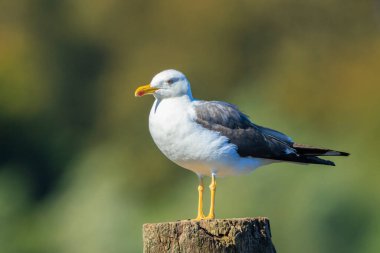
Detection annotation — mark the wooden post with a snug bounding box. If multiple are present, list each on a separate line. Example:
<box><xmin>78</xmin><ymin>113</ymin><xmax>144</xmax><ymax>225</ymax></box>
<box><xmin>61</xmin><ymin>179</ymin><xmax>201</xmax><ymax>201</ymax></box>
<box><xmin>143</xmin><ymin>217</ymin><xmax>276</xmax><ymax>253</ymax></box>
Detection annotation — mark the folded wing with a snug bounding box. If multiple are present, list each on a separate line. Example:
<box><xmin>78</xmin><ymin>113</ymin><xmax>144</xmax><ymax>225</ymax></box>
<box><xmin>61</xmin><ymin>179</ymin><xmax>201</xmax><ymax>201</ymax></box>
<box><xmin>193</xmin><ymin>101</ymin><xmax>348</xmax><ymax>166</ymax></box>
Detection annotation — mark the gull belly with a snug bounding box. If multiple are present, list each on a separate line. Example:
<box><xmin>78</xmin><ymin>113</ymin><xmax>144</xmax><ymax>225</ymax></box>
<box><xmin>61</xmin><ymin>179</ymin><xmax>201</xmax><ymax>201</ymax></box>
<box><xmin>148</xmin><ymin>96</ymin><xmax>272</xmax><ymax>177</ymax></box>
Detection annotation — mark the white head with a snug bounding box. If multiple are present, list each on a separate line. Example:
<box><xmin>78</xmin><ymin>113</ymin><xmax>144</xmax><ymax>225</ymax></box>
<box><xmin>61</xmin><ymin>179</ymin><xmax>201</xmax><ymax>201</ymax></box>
<box><xmin>135</xmin><ymin>69</ymin><xmax>193</xmax><ymax>100</ymax></box>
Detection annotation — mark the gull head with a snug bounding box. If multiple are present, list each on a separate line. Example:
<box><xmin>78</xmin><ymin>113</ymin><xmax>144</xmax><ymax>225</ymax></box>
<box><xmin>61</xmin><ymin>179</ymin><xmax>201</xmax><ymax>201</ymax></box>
<box><xmin>135</xmin><ymin>69</ymin><xmax>192</xmax><ymax>99</ymax></box>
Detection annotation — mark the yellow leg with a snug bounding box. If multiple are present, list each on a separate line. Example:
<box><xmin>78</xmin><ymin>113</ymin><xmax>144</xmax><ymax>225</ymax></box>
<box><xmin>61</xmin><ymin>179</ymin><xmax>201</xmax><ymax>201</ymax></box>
<box><xmin>205</xmin><ymin>173</ymin><xmax>216</xmax><ymax>219</ymax></box>
<box><xmin>192</xmin><ymin>176</ymin><xmax>206</xmax><ymax>221</ymax></box>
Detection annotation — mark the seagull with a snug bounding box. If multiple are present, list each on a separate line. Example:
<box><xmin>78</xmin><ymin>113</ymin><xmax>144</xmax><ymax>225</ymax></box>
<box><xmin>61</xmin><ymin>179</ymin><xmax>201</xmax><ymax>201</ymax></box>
<box><xmin>135</xmin><ymin>69</ymin><xmax>349</xmax><ymax>220</ymax></box>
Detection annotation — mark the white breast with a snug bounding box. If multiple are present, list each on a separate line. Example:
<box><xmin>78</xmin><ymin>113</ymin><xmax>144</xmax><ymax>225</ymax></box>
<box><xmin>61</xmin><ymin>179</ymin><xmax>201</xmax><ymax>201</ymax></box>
<box><xmin>148</xmin><ymin>96</ymin><xmax>272</xmax><ymax>176</ymax></box>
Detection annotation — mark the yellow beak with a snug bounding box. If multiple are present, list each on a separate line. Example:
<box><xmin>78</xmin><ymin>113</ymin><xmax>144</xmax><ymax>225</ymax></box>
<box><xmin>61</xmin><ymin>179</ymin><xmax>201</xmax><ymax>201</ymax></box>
<box><xmin>134</xmin><ymin>84</ymin><xmax>159</xmax><ymax>97</ymax></box>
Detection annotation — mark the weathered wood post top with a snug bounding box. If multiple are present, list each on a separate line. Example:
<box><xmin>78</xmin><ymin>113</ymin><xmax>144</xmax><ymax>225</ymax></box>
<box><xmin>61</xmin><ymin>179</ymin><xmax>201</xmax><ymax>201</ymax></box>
<box><xmin>143</xmin><ymin>217</ymin><xmax>276</xmax><ymax>253</ymax></box>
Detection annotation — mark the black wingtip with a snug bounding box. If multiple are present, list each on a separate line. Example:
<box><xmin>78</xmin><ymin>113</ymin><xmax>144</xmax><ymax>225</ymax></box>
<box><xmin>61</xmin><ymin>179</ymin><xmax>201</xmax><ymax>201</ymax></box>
<box><xmin>322</xmin><ymin>158</ymin><xmax>335</xmax><ymax>166</ymax></box>
<box><xmin>301</xmin><ymin>156</ymin><xmax>336</xmax><ymax>166</ymax></box>
<box><xmin>327</xmin><ymin>151</ymin><xmax>350</xmax><ymax>156</ymax></box>
<box><xmin>292</xmin><ymin>143</ymin><xmax>350</xmax><ymax>157</ymax></box>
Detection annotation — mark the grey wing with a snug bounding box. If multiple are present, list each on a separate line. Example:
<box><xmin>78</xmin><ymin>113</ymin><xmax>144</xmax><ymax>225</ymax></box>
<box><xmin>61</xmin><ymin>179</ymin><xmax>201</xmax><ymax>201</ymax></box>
<box><xmin>193</xmin><ymin>100</ymin><xmax>335</xmax><ymax>165</ymax></box>
<box><xmin>258</xmin><ymin>126</ymin><xmax>293</xmax><ymax>145</ymax></box>
<box><xmin>192</xmin><ymin>101</ymin><xmax>295</xmax><ymax>157</ymax></box>
<box><xmin>192</xmin><ymin>101</ymin><xmax>253</xmax><ymax>129</ymax></box>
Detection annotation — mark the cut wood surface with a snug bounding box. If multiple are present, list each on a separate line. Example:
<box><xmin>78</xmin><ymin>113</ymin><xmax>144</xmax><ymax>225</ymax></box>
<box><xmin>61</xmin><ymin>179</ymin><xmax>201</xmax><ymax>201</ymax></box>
<box><xmin>143</xmin><ymin>217</ymin><xmax>276</xmax><ymax>253</ymax></box>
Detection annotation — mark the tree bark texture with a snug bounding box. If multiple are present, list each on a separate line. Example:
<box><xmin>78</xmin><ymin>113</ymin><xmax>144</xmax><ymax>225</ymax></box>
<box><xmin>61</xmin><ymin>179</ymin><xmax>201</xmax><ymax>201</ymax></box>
<box><xmin>143</xmin><ymin>217</ymin><xmax>276</xmax><ymax>253</ymax></box>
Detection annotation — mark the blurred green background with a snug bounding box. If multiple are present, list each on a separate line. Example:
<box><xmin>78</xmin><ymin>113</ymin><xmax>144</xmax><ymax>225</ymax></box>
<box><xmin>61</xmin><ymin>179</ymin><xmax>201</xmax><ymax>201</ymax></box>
<box><xmin>1</xmin><ymin>0</ymin><xmax>379</xmax><ymax>252</ymax></box>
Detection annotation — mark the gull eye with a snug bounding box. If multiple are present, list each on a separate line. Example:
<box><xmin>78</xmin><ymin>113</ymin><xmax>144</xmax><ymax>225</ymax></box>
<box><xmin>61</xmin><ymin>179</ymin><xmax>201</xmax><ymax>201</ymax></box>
<box><xmin>167</xmin><ymin>77</ymin><xmax>178</xmax><ymax>85</ymax></box>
